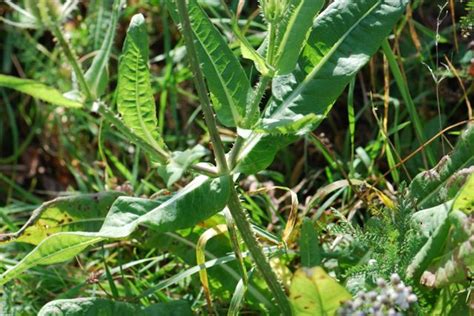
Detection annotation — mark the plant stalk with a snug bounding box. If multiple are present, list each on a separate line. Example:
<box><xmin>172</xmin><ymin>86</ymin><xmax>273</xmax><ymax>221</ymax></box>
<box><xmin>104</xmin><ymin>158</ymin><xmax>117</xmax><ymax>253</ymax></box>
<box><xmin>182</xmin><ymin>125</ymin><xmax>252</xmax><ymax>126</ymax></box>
<box><xmin>176</xmin><ymin>0</ymin><xmax>291</xmax><ymax>313</ymax></box>
<box><xmin>226</xmin><ymin>187</ymin><xmax>291</xmax><ymax>314</ymax></box>
<box><xmin>175</xmin><ymin>0</ymin><xmax>228</xmax><ymax>174</ymax></box>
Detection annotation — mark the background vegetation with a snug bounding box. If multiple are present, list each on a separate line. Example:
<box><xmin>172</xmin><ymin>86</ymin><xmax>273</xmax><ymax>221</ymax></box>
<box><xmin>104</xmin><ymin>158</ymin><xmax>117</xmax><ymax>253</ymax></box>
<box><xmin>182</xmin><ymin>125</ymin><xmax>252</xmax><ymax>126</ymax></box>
<box><xmin>0</xmin><ymin>0</ymin><xmax>473</xmax><ymax>315</ymax></box>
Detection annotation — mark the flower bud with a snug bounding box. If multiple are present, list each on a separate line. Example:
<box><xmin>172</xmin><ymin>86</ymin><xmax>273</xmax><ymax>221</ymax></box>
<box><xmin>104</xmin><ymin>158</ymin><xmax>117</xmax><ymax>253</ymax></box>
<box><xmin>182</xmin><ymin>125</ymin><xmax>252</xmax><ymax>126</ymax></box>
<box><xmin>38</xmin><ymin>0</ymin><xmax>62</xmax><ymax>27</ymax></box>
<box><xmin>259</xmin><ymin>0</ymin><xmax>288</xmax><ymax>23</ymax></box>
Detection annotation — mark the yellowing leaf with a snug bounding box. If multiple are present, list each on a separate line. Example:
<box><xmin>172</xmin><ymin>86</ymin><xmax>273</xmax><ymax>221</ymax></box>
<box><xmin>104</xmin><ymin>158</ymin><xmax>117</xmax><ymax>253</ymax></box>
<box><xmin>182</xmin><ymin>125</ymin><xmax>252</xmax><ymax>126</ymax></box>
<box><xmin>290</xmin><ymin>267</ymin><xmax>351</xmax><ymax>315</ymax></box>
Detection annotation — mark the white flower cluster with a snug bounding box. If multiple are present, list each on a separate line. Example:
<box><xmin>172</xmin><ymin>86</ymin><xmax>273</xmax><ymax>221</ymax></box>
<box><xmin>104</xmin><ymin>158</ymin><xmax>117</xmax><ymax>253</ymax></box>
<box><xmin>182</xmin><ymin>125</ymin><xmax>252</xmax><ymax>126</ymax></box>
<box><xmin>338</xmin><ymin>274</ymin><xmax>418</xmax><ymax>316</ymax></box>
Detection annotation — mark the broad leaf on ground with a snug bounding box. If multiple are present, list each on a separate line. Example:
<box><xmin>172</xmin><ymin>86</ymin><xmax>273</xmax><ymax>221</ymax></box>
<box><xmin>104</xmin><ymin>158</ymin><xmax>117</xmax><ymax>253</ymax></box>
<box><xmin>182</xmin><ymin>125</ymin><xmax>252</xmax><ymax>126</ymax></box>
<box><xmin>38</xmin><ymin>297</ymin><xmax>192</xmax><ymax>316</ymax></box>
<box><xmin>0</xmin><ymin>192</ymin><xmax>122</xmax><ymax>245</ymax></box>
<box><xmin>0</xmin><ymin>175</ymin><xmax>230</xmax><ymax>285</ymax></box>
<box><xmin>408</xmin><ymin>173</ymin><xmax>474</xmax><ymax>282</ymax></box>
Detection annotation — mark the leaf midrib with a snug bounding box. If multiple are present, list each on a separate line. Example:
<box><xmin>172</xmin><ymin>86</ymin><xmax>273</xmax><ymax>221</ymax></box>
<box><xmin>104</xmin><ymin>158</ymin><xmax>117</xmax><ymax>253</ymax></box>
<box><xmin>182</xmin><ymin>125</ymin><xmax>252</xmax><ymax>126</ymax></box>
<box><xmin>268</xmin><ymin>0</ymin><xmax>382</xmax><ymax>120</ymax></box>
<box><xmin>190</xmin><ymin>4</ymin><xmax>243</xmax><ymax>125</ymax></box>
<box><xmin>131</xmin><ymin>44</ymin><xmax>161</xmax><ymax>149</ymax></box>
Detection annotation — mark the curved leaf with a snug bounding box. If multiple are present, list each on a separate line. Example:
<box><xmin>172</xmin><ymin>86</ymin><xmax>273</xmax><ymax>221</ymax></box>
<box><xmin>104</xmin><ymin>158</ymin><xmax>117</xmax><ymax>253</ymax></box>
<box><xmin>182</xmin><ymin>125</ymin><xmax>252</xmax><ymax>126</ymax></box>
<box><xmin>84</xmin><ymin>0</ymin><xmax>123</xmax><ymax>98</ymax></box>
<box><xmin>168</xmin><ymin>0</ymin><xmax>253</xmax><ymax>127</ymax></box>
<box><xmin>409</xmin><ymin>125</ymin><xmax>474</xmax><ymax>209</ymax></box>
<box><xmin>117</xmin><ymin>14</ymin><xmax>164</xmax><ymax>149</ymax></box>
<box><xmin>275</xmin><ymin>0</ymin><xmax>324</xmax><ymax>75</ymax></box>
<box><xmin>38</xmin><ymin>297</ymin><xmax>192</xmax><ymax>316</ymax></box>
<box><xmin>236</xmin><ymin>0</ymin><xmax>408</xmax><ymax>174</ymax></box>
<box><xmin>0</xmin><ymin>74</ymin><xmax>82</xmax><ymax>108</ymax></box>
<box><xmin>157</xmin><ymin>144</ymin><xmax>208</xmax><ymax>187</ymax></box>
<box><xmin>407</xmin><ymin>174</ymin><xmax>474</xmax><ymax>280</ymax></box>
<box><xmin>0</xmin><ymin>175</ymin><xmax>230</xmax><ymax>285</ymax></box>
<box><xmin>234</xmin><ymin>133</ymin><xmax>296</xmax><ymax>174</ymax></box>
<box><xmin>0</xmin><ymin>192</ymin><xmax>122</xmax><ymax>245</ymax></box>
<box><xmin>262</xmin><ymin>0</ymin><xmax>408</xmax><ymax>131</ymax></box>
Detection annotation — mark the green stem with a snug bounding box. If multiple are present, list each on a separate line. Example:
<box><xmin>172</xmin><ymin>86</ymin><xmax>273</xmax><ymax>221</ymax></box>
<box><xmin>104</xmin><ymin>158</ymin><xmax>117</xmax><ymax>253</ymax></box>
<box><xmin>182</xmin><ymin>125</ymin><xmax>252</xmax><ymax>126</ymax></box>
<box><xmin>226</xmin><ymin>187</ymin><xmax>291</xmax><ymax>315</ymax></box>
<box><xmin>243</xmin><ymin>75</ymin><xmax>271</xmax><ymax>127</ymax></box>
<box><xmin>176</xmin><ymin>0</ymin><xmax>228</xmax><ymax>173</ymax></box>
<box><xmin>267</xmin><ymin>22</ymin><xmax>277</xmax><ymax>65</ymax></box>
<box><xmin>233</xmin><ymin>75</ymin><xmax>271</xmax><ymax>169</ymax></box>
<box><xmin>176</xmin><ymin>1</ymin><xmax>290</xmax><ymax>313</ymax></box>
<box><xmin>228</xmin><ymin>136</ymin><xmax>245</xmax><ymax>170</ymax></box>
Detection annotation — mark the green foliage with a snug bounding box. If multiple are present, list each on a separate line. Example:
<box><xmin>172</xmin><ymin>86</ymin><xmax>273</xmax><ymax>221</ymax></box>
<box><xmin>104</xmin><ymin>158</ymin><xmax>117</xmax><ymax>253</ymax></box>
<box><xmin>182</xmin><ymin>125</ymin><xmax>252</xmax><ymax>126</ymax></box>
<box><xmin>0</xmin><ymin>74</ymin><xmax>82</xmax><ymax>108</ymax></box>
<box><xmin>261</xmin><ymin>0</ymin><xmax>409</xmax><ymax>132</ymax></box>
<box><xmin>299</xmin><ymin>219</ymin><xmax>321</xmax><ymax>268</ymax></box>
<box><xmin>235</xmin><ymin>0</ymin><xmax>409</xmax><ymax>175</ymax></box>
<box><xmin>168</xmin><ymin>0</ymin><xmax>253</xmax><ymax>128</ymax></box>
<box><xmin>38</xmin><ymin>297</ymin><xmax>192</xmax><ymax>316</ymax></box>
<box><xmin>290</xmin><ymin>267</ymin><xmax>351</xmax><ymax>315</ymax></box>
<box><xmin>84</xmin><ymin>0</ymin><xmax>123</xmax><ymax>98</ymax></box>
<box><xmin>409</xmin><ymin>125</ymin><xmax>474</xmax><ymax>209</ymax></box>
<box><xmin>0</xmin><ymin>192</ymin><xmax>122</xmax><ymax>245</ymax></box>
<box><xmin>157</xmin><ymin>144</ymin><xmax>208</xmax><ymax>187</ymax></box>
<box><xmin>408</xmin><ymin>174</ymin><xmax>474</xmax><ymax>282</ymax></box>
<box><xmin>274</xmin><ymin>0</ymin><xmax>324</xmax><ymax>75</ymax></box>
<box><xmin>4</xmin><ymin>0</ymin><xmax>461</xmax><ymax>313</ymax></box>
<box><xmin>235</xmin><ymin>134</ymin><xmax>296</xmax><ymax>174</ymax></box>
<box><xmin>0</xmin><ymin>176</ymin><xmax>230</xmax><ymax>285</ymax></box>
<box><xmin>339</xmin><ymin>189</ymin><xmax>423</xmax><ymax>288</ymax></box>
<box><xmin>117</xmin><ymin>14</ymin><xmax>165</xmax><ymax>149</ymax></box>
<box><xmin>460</xmin><ymin>0</ymin><xmax>474</xmax><ymax>36</ymax></box>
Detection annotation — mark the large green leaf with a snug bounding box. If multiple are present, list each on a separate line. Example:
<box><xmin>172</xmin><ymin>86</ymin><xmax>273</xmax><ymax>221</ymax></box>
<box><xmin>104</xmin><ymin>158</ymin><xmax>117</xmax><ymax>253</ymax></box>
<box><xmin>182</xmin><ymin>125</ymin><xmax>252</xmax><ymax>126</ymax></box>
<box><xmin>117</xmin><ymin>14</ymin><xmax>164</xmax><ymax>149</ymax></box>
<box><xmin>235</xmin><ymin>0</ymin><xmax>408</xmax><ymax>174</ymax></box>
<box><xmin>409</xmin><ymin>125</ymin><xmax>474</xmax><ymax>209</ymax></box>
<box><xmin>38</xmin><ymin>297</ymin><xmax>192</xmax><ymax>316</ymax></box>
<box><xmin>168</xmin><ymin>0</ymin><xmax>253</xmax><ymax>127</ymax></box>
<box><xmin>0</xmin><ymin>74</ymin><xmax>82</xmax><ymax>108</ymax></box>
<box><xmin>0</xmin><ymin>175</ymin><xmax>230</xmax><ymax>285</ymax></box>
<box><xmin>0</xmin><ymin>192</ymin><xmax>121</xmax><ymax>245</ymax></box>
<box><xmin>407</xmin><ymin>174</ymin><xmax>474</xmax><ymax>280</ymax></box>
<box><xmin>274</xmin><ymin>0</ymin><xmax>324</xmax><ymax>75</ymax></box>
<box><xmin>262</xmin><ymin>0</ymin><xmax>408</xmax><ymax>132</ymax></box>
<box><xmin>84</xmin><ymin>0</ymin><xmax>123</xmax><ymax>98</ymax></box>
<box><xmin>289</xmin><ymin>267</ymin><xmax>351</xmax><ymax>315</ymax></box>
